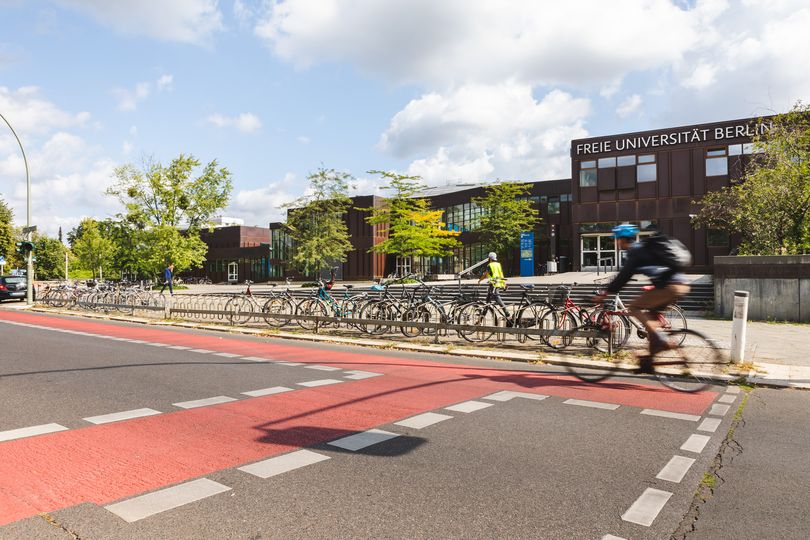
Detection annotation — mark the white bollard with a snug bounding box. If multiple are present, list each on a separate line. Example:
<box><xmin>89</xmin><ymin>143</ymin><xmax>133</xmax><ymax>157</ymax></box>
<box><xmin>730</xmin><ymin>290</ymin><xmax>749</xmax><ymax>363</ymax></box>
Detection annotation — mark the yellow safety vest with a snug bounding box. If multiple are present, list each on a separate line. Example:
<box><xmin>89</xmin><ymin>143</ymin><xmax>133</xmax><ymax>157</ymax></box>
<box><xmin>487</xmin><ymin>261</ymin><xmax>506</xmax><ymax>289</ymax></box>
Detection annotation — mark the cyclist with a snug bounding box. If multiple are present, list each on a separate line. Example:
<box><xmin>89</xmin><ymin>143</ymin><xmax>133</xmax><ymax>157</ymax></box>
<box><xmin>478</xmin><ymin>252</ymin><xmax>507</xmax><ymax>310</ymax></box>
<box><xmin>593</xmin><ymin>224</ymin><xmax>691</xmax><ymax>373</ymax></box>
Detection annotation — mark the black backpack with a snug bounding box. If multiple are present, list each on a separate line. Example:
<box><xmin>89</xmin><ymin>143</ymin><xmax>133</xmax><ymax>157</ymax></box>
<box><xmin>643</xmin><ymin>234</ymin><xmax>692</xmax><ymax>271</ymax></box>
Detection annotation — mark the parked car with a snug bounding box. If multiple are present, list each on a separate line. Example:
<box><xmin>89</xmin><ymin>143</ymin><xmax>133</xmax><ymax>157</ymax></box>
<box><xmin>0</xmin><ymin>276</ymin><xmax>35</xmax><ymax>302</ymax></box>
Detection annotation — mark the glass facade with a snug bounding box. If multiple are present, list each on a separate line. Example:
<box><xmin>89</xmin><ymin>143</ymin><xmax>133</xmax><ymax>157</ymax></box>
<box><xmin>442</xmin><ymin>202</ymin><xmax>485</xmax><ymax>232</ymax></box>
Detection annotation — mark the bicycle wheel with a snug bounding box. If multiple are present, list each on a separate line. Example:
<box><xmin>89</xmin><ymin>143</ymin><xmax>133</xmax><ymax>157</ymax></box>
<box><xmin>295</xmin><ymin>298</ymin><xmax>328</xmax><ymax>331</ymax></box>
<box><xmin>515</xmin><ymin>302</ymin><xmax>551</xmax><ymax>343</ymax></box>
<box><xmin>225</xmin><ymin>296</ymin><xmax>254</xmax><ymax>325</ymax></box>
<box><xmin>457</xmin><ymin>303</ymin><xmax>499</xmax><ymax>343</ymax></box>
<box><xmin>401</xmin><ymin>305</ymin><xmax>429</xmax><ymax>337</ymax></box>
<box><xmin>654</xmin><ymin>329</ymin><xmax>727</xmax><ymax>392</ymax></box>
<box><xmin>586</xmin><ymin>310</ymin><xmax>631</xmax><ymax>353</ymax></box>
<box><xmin>263</xmin><ymin>297</ymin><xmax>293</xmax><ymax>328</ymax></box>
<box><xmin>540</xmin><ymin>309</ymin><xmax>576</xmax><ymax>350</ymax></box>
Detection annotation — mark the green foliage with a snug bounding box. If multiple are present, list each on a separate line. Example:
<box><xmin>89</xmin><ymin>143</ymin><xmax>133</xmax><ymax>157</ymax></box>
<box><xmin>71</xmin><ymin>218</ymin><xmax>116</xmax><ymax>278</ymax></box>
<box><xmin>0</xmin><ymin>196</ymin><xmax>16</xmax><ymax>268</ymax></box>
<box><xmin>693</xmin><ymin>102</ymin><xmax>810</xmax><ymax>255</ymax></box>
<box><xmin>106</xmin><ymin>154</ymin><xmax>232</xmax><ymax>277</ymax></box>
<box><xmin>472</xmin><ymin>181</ymin><xmax>540</xmax><ymax>272</ymax></box>
<box><xmin>363</xmin><ymin>170</ymin><xmax>460</xmax><ymax>262</ymax></box>
<box><xmin>31</xmin><ymin>234</ymin><xmax>68</xmax><ymax>280</ymax></box>
<box><xmin>284</xmin><ymin>167</ymin><xmax>354</xmax><ymax>276</ymax></box>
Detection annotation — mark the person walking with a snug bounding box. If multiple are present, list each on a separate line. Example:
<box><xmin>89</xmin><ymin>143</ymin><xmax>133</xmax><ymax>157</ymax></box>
<box><xmin>160</xmin><ymin>263</ymin><xmax>175</xmax><ymax>296</ymax></box>
<box><xmin>478</xmin><ymin>252</ymin><xmax>507</xmax><ymax>310</ymax></box>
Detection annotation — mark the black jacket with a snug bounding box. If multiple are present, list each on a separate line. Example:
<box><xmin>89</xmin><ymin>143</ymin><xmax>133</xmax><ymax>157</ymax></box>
<box><xmin>606</xmin><ymin>236</ymin><xmax>680</xmax><ymax>294</ymax></box>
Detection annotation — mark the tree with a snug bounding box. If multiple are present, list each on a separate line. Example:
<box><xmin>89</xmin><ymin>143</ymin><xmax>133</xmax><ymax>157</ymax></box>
<box><xmin>693</xmin><ymin>102</ymin><xmax>810</xmax><ymax>255</ymax></box>
<box><xmin>31</xmin><ymin>234</ymin><xmax>68</xmax><ymax>280</ymax></box>
<box><xmin>284</xmin><ymin>167</ymin><xmax>354</xmax><ymax>277</ymax></box>
<box><xmin>472</xmin><ymin>181</ymin><xmax>540</xmax><ymax>273</ymax></box>
<box><xmin>363</xmin><ymin>170</ymin><xmax>460</xmax><ymax>274</ymax></box>
<box><xmin>71</xmin><ymin>218</ymin><xmax>116</xmax><ymax>278</ymax></box>
<box><xmin>0</xmin><ymin>196</ymin><xmax>16</xmax><ymax>268</ymax></box>
<box><xmin>106</xmin><ymin>154</ymin><xmax>233</xmax><ymax>277</ymax></box>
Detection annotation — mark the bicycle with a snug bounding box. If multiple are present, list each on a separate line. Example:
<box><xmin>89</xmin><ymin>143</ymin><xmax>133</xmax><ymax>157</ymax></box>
<box><xmin>564</xmin><ymin>326</ymin><xmax>727</xmax><ymax>392</ymax></box>
<box><xmin>539</xmin><ymin>284</ymin><xmax>627</xmax><ymax>352</ymax></box>
<box><xmin>224</xmin><ymin>280</ymin><xmax>269</xmax><ymax>325</ymax></box>
<box><xmin>458</xmin><ymin>284</ymin><xmax>553</xmax><ymax>343</ymax></box>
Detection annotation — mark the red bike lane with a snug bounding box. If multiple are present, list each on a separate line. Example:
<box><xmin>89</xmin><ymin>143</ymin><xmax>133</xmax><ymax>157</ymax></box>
<box><xmin>0</xmin><ymin>311</ymin><xmax>717</xmax><ymax>525</ymax></box>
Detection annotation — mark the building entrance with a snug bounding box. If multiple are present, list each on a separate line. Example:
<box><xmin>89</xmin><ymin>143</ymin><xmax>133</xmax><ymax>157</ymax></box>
<box><xmin>580</xmin><ymin>232</ymin><xmax>652</xmax><ymax>271</ymax></box>
<box><xmin>227</xmin><ymin>261</ymin><xmax>238</xmax><ymax>283</ymax></box>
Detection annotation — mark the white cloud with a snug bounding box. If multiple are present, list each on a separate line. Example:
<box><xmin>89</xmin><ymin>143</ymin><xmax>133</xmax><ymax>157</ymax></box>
<box><xmin>380</xmin><ymin>84</ymin><xmax>589</xmax><ymax>185</ymax></box>
<box><xmin>113</xmin><ymin>81</ymin><xmax>150</xmax><ymax>111</ymax></box>
<box><xmin>296</xmin><ymin>135</ymin><xmax>310</xmax><ymax>144</ymax></box>
<box><xmin>55</xmin><ymin>0</ymin><xmax>224</xmax><ymax>45</ymax></box>
<box><xmin>206</xmin><ymin>112</ymin><xmax>263</xmax><ymax>133</ymax></box>
<box><xmin>227</xmin><ymin>173</ymin><xmax>300</xmax><ymax>225</ymax></box>
<box><xmin>0</xmin><ymin>86</ymin><xmax>90</xmax><ymax>136</ymax></box>
<box><xmin>156</xmin><ymin>74</ymin><xmax>173</xmax><ymax>91</ymax></box>
<box><xmin>616</xmin><ymin>94</ymin><xmax>642</xmax><ymax>118</ymax></box>
<box><xmin>255</xmin><ymin>0</ymin><xmax>698</xmax><ymax>87</ymax></box>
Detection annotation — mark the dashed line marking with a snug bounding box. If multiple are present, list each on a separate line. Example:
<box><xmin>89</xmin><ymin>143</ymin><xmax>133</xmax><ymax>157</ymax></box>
<box><xmin>709</xmin><ymin>404</ymin><xmax>731</xmax><ymax>416</ymax></box>
<box><xmin>0</xmin><ymin>423</ymin><xmax>68</xmax><ymax>442</ymax></box>
<box><xmin>276</xmin><ymin>361</ymin><xmax>304</xmax><ymax>366</ymax></box>
<box><xmin>697</xmin><ymin>417</ymin><xmax>722</xmax><ymax>433</ymax></box>
<box><xmin>83</xmin><ymin>408</ymin><xmax>162</xmax><ymax>425</ymax></box>
<box><xmin>621</xmin><ymin>488</ymin><xmax>672</xmax><ymax>526</ymax></box>
<box><xmin>238</xmin><ymin>449</ymin><xmax>330</xmax><ymax>478</ymax></box>
<box><xmin>725</xmin><ymin>386</ymin><xmax>741</xmax><ymax>394</ymax></box>
<box><xmin>173</xmin><ymin>396</ymin><xmax>238</xmax><ymax>409</ymax></box>
<box><xmin>188</xmin><ymin>349</ymin><xmax>214</xmax><ymax>354</ymax></box>
<box><xmin>304</xmin><ymin>365</ymin><xmax>342</xmax><ymax>371</ymax></box>
<box><xmin>213</xmin><ymin>352</ymin><xmax>242</xmax><ymax>358</ymax></box>
<box><xmin>481</xmin><ymin>391</ymin><xmax>548</xmax><ymax>402</ymax></box>
<box><xmin>563</xmin><ymin>399</ymin><xmax>620</xmax><ymax>410</ymax></box>
<box><xmin>297</xmin><ymin>379</ymin><xmax>344</xmax><ymax>388</ymax></box>
<box><xmin>241</xmin><ymin>356</ymin><xmax>272</xmax><ymax>362</ymax></box>
<box><xmin>146</xmin><ymin>342</ymin><xmax>169</xmax><ymax>347</ymax></box>
<box><xmin>167</xmin><ymin>345</ymin><xmax>191</xmax><ymax>350</ymax></box>
<box><xmin>327</xmin><ymin>429</ymin><xmax>399</xmax><ymax>451</ymax></box>
<box><xmin>640</xmin><ymin>409</ymin><xmax>700</xmax><ymax>422</ymax></box>
<box><xmin>656</xmin><ymin>455</ymin><xmax>696</xmax><ymax>483</ymax></box>
<box><xmin>105</xmin><ymin>478</ymin><xmax>231</xmax><ymax>523</ymax></box>
<box><xmin>395</xmin><ymin>412</ymin><xmax>454</xmax><ymax>429</ymax></box>
<box><xmin>343</xmin><ymin>370</ymin><xmax>383</xmax><ymax>380</ymax></box>
<box><xmin>717</xmin><ymin>394</ymin><xmax>736</xmax><ymax>404</ymax></box>
<box><xmin>241</xmin><ymin>386</ymin><xmax>294</xmax><ymax>398</ymax></box>
<box><xmin>602</xmin><ymin>535</ymin><xmax>628</xmax><ymax>540</ymax></box>
<box><xmin>680</xmin><ymin>434</ymin><xmax>711</xmax><ymax>453</ymax></box>
<box><xmin>444</xmin><ymin>400</ymin><xmax>493</xmax><ymax>413</ymax></box>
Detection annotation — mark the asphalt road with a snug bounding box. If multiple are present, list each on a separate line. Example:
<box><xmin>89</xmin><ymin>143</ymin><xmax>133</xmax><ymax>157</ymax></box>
<box><xmin>0</xmin><ymin>309</ymin><xmax>797</xmax><ymax>540</ymax></box>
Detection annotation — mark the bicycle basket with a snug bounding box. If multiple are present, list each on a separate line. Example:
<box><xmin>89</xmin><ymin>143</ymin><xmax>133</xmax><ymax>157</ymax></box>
<box><xmin>548</xmin><ymin>285</ymin><xmax>571</xmax><ymax>306</ymax></box>
<box><xmin>324</xmin><ymin>282</ymin><xmax>333</xmax><ymax>290</ymax></box>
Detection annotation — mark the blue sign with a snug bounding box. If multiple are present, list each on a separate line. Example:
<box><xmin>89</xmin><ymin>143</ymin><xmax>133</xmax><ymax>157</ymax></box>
<box><xmin>519</xmin><ymin>231</ymin><xmax>534</xmax><ymax>277</ymax></box>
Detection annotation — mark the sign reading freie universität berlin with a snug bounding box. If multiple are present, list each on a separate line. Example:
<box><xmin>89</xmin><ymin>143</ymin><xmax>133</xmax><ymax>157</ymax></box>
<box><xmin>519</xmin><ymin>232</ymin><xmax>534</xmax><ymax>277</ymax></box>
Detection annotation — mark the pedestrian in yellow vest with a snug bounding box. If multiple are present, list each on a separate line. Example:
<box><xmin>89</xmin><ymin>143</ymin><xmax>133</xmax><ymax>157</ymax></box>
<box><xmin>478</xmin><ymin>252</ymin><xmax>507</xmax><ymax>309</ymax></box>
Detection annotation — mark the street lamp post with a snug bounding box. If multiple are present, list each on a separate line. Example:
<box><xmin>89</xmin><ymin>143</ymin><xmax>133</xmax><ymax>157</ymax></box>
<box><xmin>0</xmin><ymin>111</ymin><xmax>34</xmax><ymax>305</ymax></box>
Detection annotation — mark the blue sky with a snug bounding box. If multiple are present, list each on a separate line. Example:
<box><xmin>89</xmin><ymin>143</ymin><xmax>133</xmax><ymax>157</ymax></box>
<box><xmin>1</xmin><ymin>0</ymin><xmax>808</xmax><ymax>235</ymax></box>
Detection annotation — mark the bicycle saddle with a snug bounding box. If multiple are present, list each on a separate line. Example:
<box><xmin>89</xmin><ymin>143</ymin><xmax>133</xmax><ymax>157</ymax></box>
<box><xmin>345</xmin><ymin>284</ymin><xmax>354</xmax><ymax>289</ymax></box>
<box><xmin>642</xmin><ymin>285</ymin><xmax>655</xmax><ymax>291</ymax></box>
<box><xmin>520</xmin><ymin>284</ymin><xmax>535</xmax><ymax>290</ymax></box>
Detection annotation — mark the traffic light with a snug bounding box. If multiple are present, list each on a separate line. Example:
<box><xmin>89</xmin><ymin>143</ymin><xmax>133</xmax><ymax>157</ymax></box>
<box><xmin>15</xmin><ymin>241</ymin><xmax>34</xmax><ymax>254</ymax></box>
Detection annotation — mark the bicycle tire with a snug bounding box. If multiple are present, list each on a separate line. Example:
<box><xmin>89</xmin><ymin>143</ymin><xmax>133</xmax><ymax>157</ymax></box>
<box><xmin>401</xmin><ymin>305</ymin><xmax>429</xmax><ymax>337</ymax></box>
<box><xmin>515</xmin><ymin>302</ymin><xmax>551</xmax><ymax>342</ymax></box>
<box><xmin>586</xmin><ymin>310</ymin><xmax>631</xmax><ymax>353</ymax></box>
<box><xmin>540</xmin><ymin>309</ymin><xmax>576</xmax><ymax>350</ymax></box>
<box><xmin>225</xmin><ymin>296</ymin><xmax>254</xmax><ymax>325</ymax></box>
<box><xmin>295</xmin><ymin>298</ymin><xmax>328</xmax><ymax>331</ymax></box>
<box><xmin>654</xmin><ymin>329</ymin><xmax>727</xmax><ymax>393</ymax></box>
<box><xmin>263</xmin><ymin>297</ymin><xmax>293</xmax><ymax>328</ymax></box>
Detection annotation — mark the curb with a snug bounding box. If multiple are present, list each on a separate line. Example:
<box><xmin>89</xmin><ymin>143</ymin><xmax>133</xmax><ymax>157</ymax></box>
<box><xmin>22</xmin><ymin>306</ymin><xmax>801</xmax><ymax>389</ymax></box>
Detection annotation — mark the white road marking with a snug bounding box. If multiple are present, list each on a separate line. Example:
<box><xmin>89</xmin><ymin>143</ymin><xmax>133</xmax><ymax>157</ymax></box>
<box><xmin>640</xmin><ymin>409</ymin><xmax>700</xmax><ymax>422</ymax></box>
<box><xmin>304</xmin><ymin>364</ymin><xmax>342</xmax><ymax>371</ymax></box>
<box><xmin>105</xmin><ymin>478</ymin><xmax>231</xmax><ymax>523</ymax></box>
<box><xmin>238</xmin><ymin>449</ymin><xmax>330</xmax><ymax>478</ymax></box>
<box><xmin>0</xmin><ymin>423</ymin><xmax>68</xmax><ymax>442</ymax></box>
<box><xmin>128</xmin><ymin>340</ymin><xmax>147</xmax><ymax>344</ymax></box>
<box><xmin>481</xmin><ymin>391</ymin><xmax>548</xmax><ymax>402</ymax></box>
<box><xmin>276</xmin><ymin>361</ymin><xmax>304</xmax><ymax>366</ymax></box>
<box><xmin>167</xmin><ymin>345</ymin><xmax>191</xmax><ymax>350</ymax></box>
<box><xmin>725</xmin><ymin>386</ymin><xmax>741</xmax><ymax>394</ymax></box>
<box><xmin>343</xmin><ymin>370</ymin><xmax>383</xmax><ymax>380</ymax></box>
<box><xmin>656</xmin><ymin>455</ymin><xmax>696</xmax><ymax>483</ymax></box>
<box><xmin>709</xmin><ymin>404</ymin><xmax>731</xmax><ymax>416</ymax></box>
<box><xmin>173</xmin><ymin>396</ymin><xmax>238</xmax><ymax>409</ymax></box>
<box><xmin>241</xmin><ymin>386</ymin><xmax>294</xmax><ymax>397</ymax></box>
<box><xmin>213</xmin><ymin>352</ymin><xmax>242</xmax><ymax>358</ymax></box>
<box><xmin>188</xmin><ymin>349</ymin><xmax>214</xmax><ymax>354</ymax></box>
<box><xmin>602</xmin><ymin>535</ymin><xmax>627</xmax><ymax>540</ymax></box>
<box><xmin>328</xmin><ymin>429</ymin><xmax>399</xmax><ymax>451</ymax></box>
<box><xmin>444</xmin><ymin>400</ymin><xmax>494</xmax><ymax>413</ymax></box>
<box><xmin>297</xmin><ymin>379</ymin><xmax>344</xmax><ymax>387</ymax></box>
<box><xmin>681</xmin><ymin>434</ymin><xmax>711</xmax><ymax>453</ymax></box>
<box><xmin>698</xmin><ymin>417</ymin><xmax>722</xmax><ymax>433</ymax></box>
<box><xmin>621</xmin><ymin>488</ymin><xmax>673</xmax><ymax>526</ymax></box>
<box><xmin>395</xmin><ymin>412</ymin><xmax>453</xmax><ymax>429</ymax></box>
<box><xmin>241</xmin><ymin>356</ymin><xmax>272</xmax><ymax>362</ymax></box>
<box><xmin>147</xmin><ymin>342</ymin><xmax>170</xmax><ymax>347</ymax></box>
<box><xmin>563</xmin><ymin>399</ymin><xmax>620</xmax><ymax>410</ymax></box>
<box><xmin>717</xmin><ymin>394</ymin><xmax>736</xmax><ymax>404</ymax></box>
<box><xmin>83</xmin><ymin>408</ymin><xmax>162</xmax><ymax>425</ymax></box>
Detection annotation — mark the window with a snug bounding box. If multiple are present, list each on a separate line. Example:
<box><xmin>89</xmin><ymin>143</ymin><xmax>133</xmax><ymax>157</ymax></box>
<box><xmin>637</xmin><ymin>154</ymin><xmax>656</xmax><ymax>182</ymax></box>
<box><xmin>579</xmin><ymin>160</ymin><xmax>597</xmax><ymax>187</ymax></box>
<box><xmin>598</xmin><ymin>157</ymin><xmax>616</xmax><ymax>168</ymax></box>
<box><xmin>548</xmin><ymin>197</ymin><xmax>560</xmax><ymax>214</ymax></box>
<box><xmin>728</xmin><ymin>144</ymin><xmax>742</xmax><ymax>156</ymax></box>
<box><xmin>706</xmin><ymin>147</ymin><xmax>728</xmax><ymax>176</ymax></box>
<box><xmin>617</xmin><ymin>155</ymin><xmax>636</xmax><ymax>166</ymax></box>
<box><xmin>707</xmin><ymin>229</ymin><xmax>729</xmax><ymax>247</ymax></box>
<box><xmin>560</xmin><ymin>194</ymin><xmax>572</xmax><ymax>202</ymax></box>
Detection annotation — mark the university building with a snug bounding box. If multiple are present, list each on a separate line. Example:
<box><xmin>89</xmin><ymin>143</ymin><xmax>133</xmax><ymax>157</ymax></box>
<box><xmin>188</xmin><ymin>114</ymin><xmax>770</xmax><ymax>283</ymax></box>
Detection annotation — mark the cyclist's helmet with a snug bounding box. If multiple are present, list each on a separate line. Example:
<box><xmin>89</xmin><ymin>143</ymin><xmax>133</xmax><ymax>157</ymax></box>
<box><xmin>612</xmin><ymin>223</ymin><xmax>639</xmax><ymax>239</ymax></box>
<box><xmin>488</xmin><ymin>252</ymin><xmax>497</xmax><ymax>260</ymax></box>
